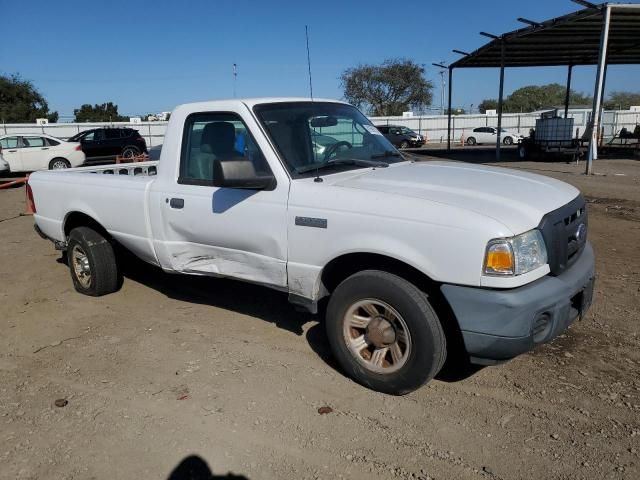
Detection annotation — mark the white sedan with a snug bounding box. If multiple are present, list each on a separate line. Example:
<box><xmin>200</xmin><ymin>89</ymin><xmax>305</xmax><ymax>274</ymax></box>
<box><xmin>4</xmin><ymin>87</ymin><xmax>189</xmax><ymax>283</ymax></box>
<box><xmin>0</xmin><ymin>134</ymin><xmax>85</xmax><ymax>172</ymax></box>
<box><xmin>465</xmin><ymin>127</ymin><xmax>524</xmax><ymax>146</ymax></box>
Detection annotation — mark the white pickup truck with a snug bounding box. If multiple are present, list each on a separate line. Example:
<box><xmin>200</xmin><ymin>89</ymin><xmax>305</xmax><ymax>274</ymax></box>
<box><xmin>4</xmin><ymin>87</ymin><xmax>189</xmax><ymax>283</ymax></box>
<box><xmin>28</xmin><ymin>98</ymin><xmax>595</xmax><ymax>394</ymax></box>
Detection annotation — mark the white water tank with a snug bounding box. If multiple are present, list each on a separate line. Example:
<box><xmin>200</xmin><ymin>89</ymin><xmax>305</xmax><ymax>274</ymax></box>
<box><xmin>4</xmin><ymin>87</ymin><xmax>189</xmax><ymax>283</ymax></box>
<box><xmin>535</xmin><ymin>116</ymin><xmax>574</xmax><ymax>147</ymax></box>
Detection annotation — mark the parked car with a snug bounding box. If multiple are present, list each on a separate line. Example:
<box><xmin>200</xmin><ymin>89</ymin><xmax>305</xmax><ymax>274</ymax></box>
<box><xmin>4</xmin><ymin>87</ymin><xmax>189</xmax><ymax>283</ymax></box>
<box><xmin>465</xmin><ymin>127</ymin><xmax>524</xmax><ymax>146</ymax></box>
<box><xmin>28</xmin><ymin>98</ymin><xmax>594</xmax><ymax>395</ymax></box>
<box><xmin>0</xmin><ymin>134</ymin><xmax>85</xmax><ymax>172</ymax></box>
<box><xmin>376</xmin><ymin>125</ymin><xmax>425</xmax><ymax>148</ymax></box>
<box><xmin>68</xmin><ymin>128</ymin><xmax>147</xmax><ymax>160</ymax></box>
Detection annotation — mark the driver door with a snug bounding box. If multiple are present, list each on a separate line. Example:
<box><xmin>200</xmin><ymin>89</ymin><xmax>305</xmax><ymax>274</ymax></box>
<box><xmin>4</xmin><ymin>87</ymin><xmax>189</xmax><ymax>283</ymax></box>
<box><xmin>150</xmin><ymin>109</ymin><xmax>289</xmax><ymax>287</ymax></box>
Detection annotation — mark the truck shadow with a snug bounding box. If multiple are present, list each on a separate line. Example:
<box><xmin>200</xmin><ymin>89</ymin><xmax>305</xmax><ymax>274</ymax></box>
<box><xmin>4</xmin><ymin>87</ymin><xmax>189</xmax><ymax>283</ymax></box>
<box><xmin>59</xmin><ymin>251</ymin><xmax>484</xmax><ymax>384</ymax></box>
<box><xmin>167</xmin><ymin>455</ymin><xmax>248</xmax><ymax>480</ymax></box>
<box><xmin>114</xmin><ymin>250</ymin><xmax>313</xmax><ymax>336</ymax></box>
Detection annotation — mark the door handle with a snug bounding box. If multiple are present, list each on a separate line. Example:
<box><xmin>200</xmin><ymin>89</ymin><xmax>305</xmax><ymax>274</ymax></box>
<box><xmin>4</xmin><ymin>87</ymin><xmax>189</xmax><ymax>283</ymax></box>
<box><xmin>41</xmin><ymin>147</ymin><xmax>49</xmax><ymax>150</ymax></box>
<box><xmin>169</xmin><ymin>198</ymin><xmax>184</xmax><ymax>209</ymax></box>
<box><xmin>8</xmin><ymin>149</ymin><xmax>17</xmax><ymax>152</ymax></box>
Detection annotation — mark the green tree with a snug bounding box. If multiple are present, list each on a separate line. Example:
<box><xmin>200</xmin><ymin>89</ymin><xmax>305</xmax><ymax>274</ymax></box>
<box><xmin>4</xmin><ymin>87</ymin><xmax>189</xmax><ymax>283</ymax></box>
<box><xmin>478</xmin><ymin>99</ymin><xmax>498</xmax><ymax>114</ymax></box>
<box><xmin>341</xmin><ymin>59</ymin><xmax>434</xmax><ymax>116</ymax></box>
<box><xmin>478</xmin><ymin>84</ymin><xmax>592</xmax><ymax>114</ymax></box>
<box><xmin>74</xmin><ymin>102</ymin><xmax>129</xmax><ymax>122</ymax></box>
<box><xmin>0</xmin><ymin>74</ymin><xmax>58</xmax><ymax>123</ymax></box>
<box><xmin>604</xmin><ymin>91</ymin><xmax>640</xmax><ymax>110</ymax></box>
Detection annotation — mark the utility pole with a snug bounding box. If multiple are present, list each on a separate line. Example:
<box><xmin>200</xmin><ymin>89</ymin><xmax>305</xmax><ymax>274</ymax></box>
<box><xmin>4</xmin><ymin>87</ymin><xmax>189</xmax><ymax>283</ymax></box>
<box><xmin>439</xmin><ymin>70</ymin><xmax>446</xmax><ymax>115</ymax></box>
<box><xmin>233</xmin><ymin>63</ymin><xmax>237</xmax><ymax>98</ymax></box>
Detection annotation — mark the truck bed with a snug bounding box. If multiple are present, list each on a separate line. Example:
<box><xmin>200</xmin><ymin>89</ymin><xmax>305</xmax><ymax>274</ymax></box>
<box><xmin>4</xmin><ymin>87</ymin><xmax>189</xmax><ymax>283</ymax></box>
<box><xmin>29</xmin><ymin>161</ymin><xmax>161</xmax><ymax>266</ymax></box>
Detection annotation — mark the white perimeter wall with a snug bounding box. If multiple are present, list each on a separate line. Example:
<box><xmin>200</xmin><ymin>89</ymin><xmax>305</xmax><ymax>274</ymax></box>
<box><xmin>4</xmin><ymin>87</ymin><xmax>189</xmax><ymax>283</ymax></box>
<box><xmin>2</xmin><ymin>109</ymin><xmax>639</xmax><ymax>146</ymax></box>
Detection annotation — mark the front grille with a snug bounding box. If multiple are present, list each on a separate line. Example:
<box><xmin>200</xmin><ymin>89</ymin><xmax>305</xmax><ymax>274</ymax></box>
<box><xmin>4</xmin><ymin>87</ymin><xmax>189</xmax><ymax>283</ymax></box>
<box><xmin>538</xmin><ymin>195</ymin><xmax>588</xmax><ymax>275</ymax></box>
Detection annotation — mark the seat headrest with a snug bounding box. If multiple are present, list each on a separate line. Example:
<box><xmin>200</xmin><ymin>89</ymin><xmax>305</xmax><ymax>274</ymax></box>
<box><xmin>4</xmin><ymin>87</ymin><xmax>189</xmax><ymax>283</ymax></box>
<box><xmin>201</xmin><ymin>122</ymin><xmax>236</xmax><ymax>155</ymax></box>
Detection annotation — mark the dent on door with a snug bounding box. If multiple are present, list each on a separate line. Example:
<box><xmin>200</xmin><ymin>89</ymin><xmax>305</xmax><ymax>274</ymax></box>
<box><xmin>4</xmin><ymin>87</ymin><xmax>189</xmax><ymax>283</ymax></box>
<box><xmin>163</xmin><ymin>188</ymin><xmax>287</xmax><ymax>288</ymax></box>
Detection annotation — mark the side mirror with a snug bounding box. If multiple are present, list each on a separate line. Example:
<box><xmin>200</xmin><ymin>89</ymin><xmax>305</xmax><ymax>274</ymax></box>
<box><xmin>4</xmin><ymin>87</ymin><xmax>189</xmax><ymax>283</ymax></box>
<box><xmin>212</xmin><ymin>159</ymin><xmax>275</xmax><ymax>190</ymax></box>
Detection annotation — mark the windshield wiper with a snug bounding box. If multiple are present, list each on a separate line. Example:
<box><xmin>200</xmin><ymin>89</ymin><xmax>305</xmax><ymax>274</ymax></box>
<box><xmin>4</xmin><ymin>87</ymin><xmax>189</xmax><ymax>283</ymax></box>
<box><xmin>296</xmin><ymin>158</ymin><xmax>389</xmax><ymax>174</ymax></box>
<box><xmin>371</xmin><ymin>150</ymin><xmax>402</xmax><ymax>159</ymax></box>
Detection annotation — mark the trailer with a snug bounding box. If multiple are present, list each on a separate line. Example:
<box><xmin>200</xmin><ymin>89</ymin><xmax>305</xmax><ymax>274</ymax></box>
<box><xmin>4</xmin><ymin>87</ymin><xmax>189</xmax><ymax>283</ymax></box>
<box><xmin>517</xmin><ymin>110</ymin><xmax>585</xmax><ymax>161</ymax></box>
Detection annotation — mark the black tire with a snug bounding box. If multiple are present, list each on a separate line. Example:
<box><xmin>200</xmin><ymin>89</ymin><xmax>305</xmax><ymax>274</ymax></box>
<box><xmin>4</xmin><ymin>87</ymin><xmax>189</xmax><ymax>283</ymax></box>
<box><xmin>67</xmin><ymin>227</ymin><xmax>121</xmax><ymax>296</ymax></box>
<box><xmin>399</xmin><ymin>140</ymin><xmax>409</xmax><ymax>149</ymax></box>
<box><xmin>325</xmin><ymin>270</ymin><xmax>446</xmax><ymax>395</ymax></box>
<box><xmin>49</xmin><ymin>158</ymin><xmax>71</xmax><ymax>170</ymax></box>
<box><xmin>466</xmin><ymin>137</ymin><xmax>476</xmax><ymax>146</ymax></box>
<box><xmin>122</xmin><ymin>146</ymin><xmax>140</xmax><ymax>158</ymax></box>
<box><xmin>503</xmin><ymin>136</ymin><xmax>514</xmax><ymax>145</ymax></box>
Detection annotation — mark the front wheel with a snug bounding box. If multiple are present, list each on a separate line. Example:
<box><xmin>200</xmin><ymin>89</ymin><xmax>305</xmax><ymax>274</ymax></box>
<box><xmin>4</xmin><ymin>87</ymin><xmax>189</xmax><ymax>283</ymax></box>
<box><xmin>49</xmin><ymin>158</ymin><xmax>71</xmax><ymax>170</ymax></box>
<box><xmin>399</xmin><ymin>140</ymin><xmax>409</xmax><ymax>149</ymax></box>
<box><xmin>503</xmin><ymin>136</ymin><xmax>514</xmax><ymax>145</ymax></box>
<box><xmin>67</xmin><ymin>227</ymin><xmax>121</xmax><ymax>296</ymax></box>
<box><xmin>325</xmin><ymin>270</ymin><xmax>446</xmax><ymax>395</ymax></box>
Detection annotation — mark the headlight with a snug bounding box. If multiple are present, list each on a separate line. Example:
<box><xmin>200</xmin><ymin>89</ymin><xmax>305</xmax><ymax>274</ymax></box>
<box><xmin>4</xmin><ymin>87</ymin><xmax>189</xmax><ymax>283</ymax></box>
<box><xmin>484</xmin><ymin>229</ymin><xmax>547</xmax><ymax>276</ymax></box>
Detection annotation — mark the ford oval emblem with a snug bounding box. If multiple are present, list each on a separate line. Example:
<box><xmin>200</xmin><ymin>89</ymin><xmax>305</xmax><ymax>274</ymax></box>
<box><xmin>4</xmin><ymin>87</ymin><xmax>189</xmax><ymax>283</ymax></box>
<box><xmin>576</xmin><ymin>223</ymin><xmax>587</xmax><ymax>242</ymax></box>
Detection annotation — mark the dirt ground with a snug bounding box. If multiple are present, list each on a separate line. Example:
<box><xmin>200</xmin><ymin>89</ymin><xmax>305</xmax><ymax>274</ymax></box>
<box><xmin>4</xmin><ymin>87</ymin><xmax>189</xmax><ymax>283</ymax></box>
<box><xmin>1</xmin><ymin>156</ymin><xmax>639</xmax><ymax>480</ymax></box>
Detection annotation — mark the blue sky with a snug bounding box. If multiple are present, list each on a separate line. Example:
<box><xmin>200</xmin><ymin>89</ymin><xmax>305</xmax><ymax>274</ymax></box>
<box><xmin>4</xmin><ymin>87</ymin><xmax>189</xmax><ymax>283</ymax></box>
<box><xmin>2</xmin><ymin>0</ymin><xmax>639</xmax><ymax>119</ymax></box>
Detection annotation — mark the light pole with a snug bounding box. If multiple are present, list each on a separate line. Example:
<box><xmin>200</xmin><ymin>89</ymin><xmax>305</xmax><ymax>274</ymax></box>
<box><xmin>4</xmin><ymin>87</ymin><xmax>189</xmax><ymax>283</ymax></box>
<box><xmin>432</xmin><ymin>63</ymin><xmax>447</xmax><ymax>115</ymax></box>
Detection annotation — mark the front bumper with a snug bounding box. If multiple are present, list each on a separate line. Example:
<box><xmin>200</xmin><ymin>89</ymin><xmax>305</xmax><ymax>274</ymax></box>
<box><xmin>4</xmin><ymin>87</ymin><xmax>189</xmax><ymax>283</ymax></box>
<box><xmin>441</xmin><ymin>242</ymin><xmax>595</xmax><ymax>364</ymax></box>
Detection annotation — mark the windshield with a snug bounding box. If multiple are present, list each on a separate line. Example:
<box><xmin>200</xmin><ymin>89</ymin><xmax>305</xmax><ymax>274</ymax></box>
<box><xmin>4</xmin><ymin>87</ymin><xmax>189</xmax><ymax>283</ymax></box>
<box><xmin>68</xmin><ymin>132</ymin><xmax>86</xmax><ymax>142</ymax></box>
<box><xmin>254</xmin><ymin>102</ymin><xmax>405</xmax><ymax>178</ymax></box>
<box><xmin>400</xmin><ymin>127</ymin><xmax>416</xmax><ymax>135</ymax></box>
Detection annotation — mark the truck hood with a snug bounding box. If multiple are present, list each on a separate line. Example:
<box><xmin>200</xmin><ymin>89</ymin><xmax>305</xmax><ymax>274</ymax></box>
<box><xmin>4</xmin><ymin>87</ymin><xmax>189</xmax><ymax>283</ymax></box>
<box><xmin>333</xmin><ymin>161</ymin><xmax>579</xmax><ymax>234</ymax></box>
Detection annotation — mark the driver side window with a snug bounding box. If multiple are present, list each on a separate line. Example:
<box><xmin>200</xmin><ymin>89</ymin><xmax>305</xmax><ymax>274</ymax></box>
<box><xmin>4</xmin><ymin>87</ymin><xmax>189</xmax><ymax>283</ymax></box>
<box><xmin>179</xmin><ymin>112</ymin><xmax>270</xmax><ymax>186</ymax></box>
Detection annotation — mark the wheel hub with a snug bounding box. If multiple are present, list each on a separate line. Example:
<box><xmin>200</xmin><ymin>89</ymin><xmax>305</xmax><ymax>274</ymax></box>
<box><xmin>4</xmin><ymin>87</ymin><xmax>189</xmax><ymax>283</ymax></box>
<box><xmin>365</xmin><ymin>316</ymin><xmax>397</xmax><ymax>348</ymax></box>
<box><xmin>343</xmin><ymin>299</ymin><xmax>411</xmax><ymax>374</ymax></box>
<box><xmin>71</xmin><ymin>245</ymin><xmax>92</xmax><ymax>288</ymax></box>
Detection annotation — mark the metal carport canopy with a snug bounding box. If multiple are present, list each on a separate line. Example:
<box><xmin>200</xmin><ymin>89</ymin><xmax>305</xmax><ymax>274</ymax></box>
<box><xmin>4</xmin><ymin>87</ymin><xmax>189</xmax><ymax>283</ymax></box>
<box><xmin>451</xmin><ymin>4</ymin><xmax>640</xmax><ymax>68</ymax></box>
<box><xmin>445</xmin><ymin>2</ymin><xmax>640</xmax><ymax>174</ymax></box>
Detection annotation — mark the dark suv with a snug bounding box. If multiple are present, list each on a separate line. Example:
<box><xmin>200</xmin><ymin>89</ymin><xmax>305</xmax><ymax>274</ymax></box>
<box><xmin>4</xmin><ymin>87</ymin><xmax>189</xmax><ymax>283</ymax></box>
<box><xmin>376</xmin><ymin>125</ymin><xmax>425</xmax><ymax>148</ymax></box>
<box><xmin>68</xmin><ymin>128</ymin><xmax>147</xmax><ymax>160</ymax></box>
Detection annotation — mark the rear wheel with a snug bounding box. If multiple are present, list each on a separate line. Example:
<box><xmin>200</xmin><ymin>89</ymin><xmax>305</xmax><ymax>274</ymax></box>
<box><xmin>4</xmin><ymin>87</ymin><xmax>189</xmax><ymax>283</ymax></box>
<box><xmin>466</xmin><ymin>137</ymin><xmax>476</xmax><ymax>146</ymax></box>
<box><xmin>67</xmin><ymin>227</ymin><xmax>121</xmax><ymax>296</ymax></box>
<box><xmin>325</xmin><ymin>270</ymin><xmax>446</xmax><ymax>395</ymax></box>
<box><xmin>49</xmin><ymin>158</ymin><xmax>71</xmax><ymax>170</ymax></box>
<box><xmin>122</xmin><ymin>146</ymin><xmax>140</xmax><ymax>158</ymax></box>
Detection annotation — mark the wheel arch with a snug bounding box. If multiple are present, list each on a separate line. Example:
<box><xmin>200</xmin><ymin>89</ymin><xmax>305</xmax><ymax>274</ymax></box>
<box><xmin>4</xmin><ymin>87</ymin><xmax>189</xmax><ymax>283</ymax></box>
<box><xmin>321</xmin><ymin>252</ymin><xmax>437</xmax><ymax>297</ymax></box>
<box><xmin>63</xmin><ymin>211</ymin><xmax>111</xmax><ymax>241</ymax></box>
<box><xmin>49</xmin><ymin>157</ymin><xmax>70</xmax><ymax>168</ymax></box>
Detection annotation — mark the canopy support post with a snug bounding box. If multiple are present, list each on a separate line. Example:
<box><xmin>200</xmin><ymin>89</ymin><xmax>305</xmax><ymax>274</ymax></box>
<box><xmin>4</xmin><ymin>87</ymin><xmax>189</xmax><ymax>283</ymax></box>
<box><xmin>587</xmin><ymin>5</ymin><xmax>611</xmax><ymax>175</ymax></box>
<box><xmin>447</xmin><ymin>67</ymin><xmax>453</xmax><ymax>152</ymax></box>
<box><xmin>496</xmin><ymin>41</ymin><xmax>505</xmax><ymax>160</ymax></box>
<box><xmin>564</xmin><ymin>64</ymin><xmax>573</xmax><ymax>118</ymax></box>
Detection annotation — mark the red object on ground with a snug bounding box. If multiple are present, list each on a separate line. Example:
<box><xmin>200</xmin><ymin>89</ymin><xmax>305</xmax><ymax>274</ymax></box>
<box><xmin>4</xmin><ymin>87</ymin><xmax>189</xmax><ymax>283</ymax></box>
<box><xmin>0</xmin><ymin>177</ymin><xmax>28</xmax><ymax>190</ymax></box>
<box><xmin>25</xmin><ymin>175</ymin><xmax>36</xmax><ymax>215</ymax></box>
